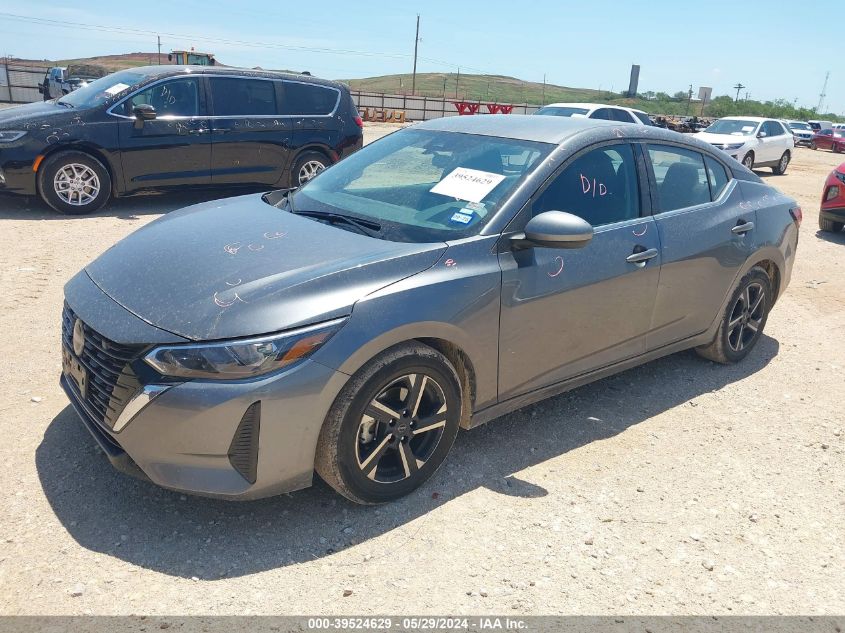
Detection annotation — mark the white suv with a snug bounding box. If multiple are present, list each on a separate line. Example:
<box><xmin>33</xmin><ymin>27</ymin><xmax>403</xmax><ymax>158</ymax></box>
<box><xmin>534</xmin><ymin>102</ymin><xmax>653</xmax><ymax>125</ymax></box>
<box><xmin>694</xmin><ymin>116</ymin><xmax>794</xmax><ymax>174</ymax></box>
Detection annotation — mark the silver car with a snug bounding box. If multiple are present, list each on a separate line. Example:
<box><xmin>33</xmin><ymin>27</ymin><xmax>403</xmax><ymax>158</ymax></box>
<box><xmin>61</xmin><ymin>115</ymin><xmax>801</xmax><ymax>504</ymax></box>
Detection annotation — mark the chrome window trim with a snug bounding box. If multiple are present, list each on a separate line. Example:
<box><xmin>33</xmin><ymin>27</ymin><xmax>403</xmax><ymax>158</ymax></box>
<box><xmin>107</xmin><ymin>74</ymin><xmax>341</xmax><ymax>120</ymax></box>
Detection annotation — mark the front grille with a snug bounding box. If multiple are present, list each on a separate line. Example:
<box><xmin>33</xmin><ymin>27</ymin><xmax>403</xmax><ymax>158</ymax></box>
<box><xmin>61</xmin><ymin>303</ymin><xmax>144</xmax><ymax>430</ymax></box>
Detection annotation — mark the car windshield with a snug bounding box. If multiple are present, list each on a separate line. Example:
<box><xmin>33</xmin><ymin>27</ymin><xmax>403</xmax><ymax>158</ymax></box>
<box><xmin>290</xmin><ymin>129</ymin><xmax>553</xmax><ymax>243</ymax></box>
<box><xmin>705</xmin><ymin>119</ymin><xmax>759</xmax><ymax>136</ymax></box>
<box><xmin>535</xmin><ymin>106</ymin><xmax>590</xmax><ymax>117</ymax></box>
<box><xmin>788</xmin><ymin>122</ymin><xmax>811</xmax><ymax>131</ymax></box>
<box><xmin>56</xmin><ymin>70</ymin><xmax>149</xmax><ymax>108</ymax></box>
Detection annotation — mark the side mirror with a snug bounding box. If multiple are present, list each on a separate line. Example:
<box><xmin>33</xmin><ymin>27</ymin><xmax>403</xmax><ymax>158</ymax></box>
<box><xmin>132</xmin><ymin>104</ymin><xmax>156</xmax><ymax>129</ymax></box>
<box><xmin>511</xmin><ymin>211</ymin><xmax>593</xmax><ymax>250</ymax></box>
<box><xmin>757</xmin><ymin>131</ymin><xmax>767</xmax><ymax>138</ymax></box>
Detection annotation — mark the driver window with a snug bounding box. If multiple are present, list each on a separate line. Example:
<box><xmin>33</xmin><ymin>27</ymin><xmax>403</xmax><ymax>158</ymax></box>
<box><xmin>128</xmin><ymin>78</ymin><xmax>200</xmax><ymax>117</ymax></box>
<box><xmin>532</xmin><ymin>144</ymin><xmax>640</xmax><ymax>226</ymax></box>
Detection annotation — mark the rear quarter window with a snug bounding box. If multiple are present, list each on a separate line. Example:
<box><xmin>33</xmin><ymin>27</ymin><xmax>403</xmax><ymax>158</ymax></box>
<box><xmin>281</xmin><ymin>81</ymin><xmax>339</xmax><ymax>116</ymax></box>
<box><xmin>209</xmin><ymin>78</ymin><xmax>276</xmax><ymax>116</ymax></box>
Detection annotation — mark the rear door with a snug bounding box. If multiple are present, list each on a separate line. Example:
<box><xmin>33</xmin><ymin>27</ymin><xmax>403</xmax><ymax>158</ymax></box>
<box><xmin>645</xmin><ymin>144</ymin><xmax>756</xmax><ymax>349</ymax></box>
<box><xmin>116</xmin><ymin>76</ymin><xmax>212</xmax><ymax>190</ymax></box>
<box><xmin>208</xmin><ymin>76</ymin><xmax>292</xmax><ymax>186</ymax></box>
<box><xmin>497</xmin><ymin>142</ymin><xmax>661</xmax><ymax>400</ymax></box>
<box><xmin>283</xmin><ymin>80</ymin><xmax>343</xmax><ymax>178</ymax></box>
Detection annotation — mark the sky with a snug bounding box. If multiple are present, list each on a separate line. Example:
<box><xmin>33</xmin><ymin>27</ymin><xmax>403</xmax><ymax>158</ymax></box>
<box><xmin>1</xmin><ymin>0</ymin><xmax>841</xmax><ymax>114</ymax></box>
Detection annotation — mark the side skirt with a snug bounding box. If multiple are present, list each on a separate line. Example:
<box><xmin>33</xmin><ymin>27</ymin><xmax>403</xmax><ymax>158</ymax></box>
<box><xmin>466</xmin><ymin>332</ymin><xmax>712</xmax><ymax>429</ymax></box>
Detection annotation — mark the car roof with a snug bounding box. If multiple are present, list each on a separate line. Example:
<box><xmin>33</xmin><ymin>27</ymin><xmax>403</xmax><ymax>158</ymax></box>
<box><xmin>717</xmin><ymin>116</ymin><xmax>770</xmax><ymax>122</ymax></box>
<box><xmin>415</xmin><ymin>113</ymin><xmax>698</xmax><ymax>147</ymax></box>
<box><xmin>125</xmin><ymin>65</ymin><xmax>345</xmax><ymax>89</ymax></box>
<box><xmin>542</xmin><ymin>102</ymin><xmax>625</xmax><ymax>110</ymax></box>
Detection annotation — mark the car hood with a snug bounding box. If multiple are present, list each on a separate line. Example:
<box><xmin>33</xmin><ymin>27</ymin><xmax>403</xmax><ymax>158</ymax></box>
<box><xmin>694</xmin><ymin>132</ymin><xmax>752</xmax><ymax>145</ymax></box>
<box><xmin>0</xmin><ymin>101</ymin><xmax>74</xmax><ymax>128</ymax></box>
<box><xmin>85</xmin><ymin>194</ymin><xmax>448</xmax><ymax>341</ymax></box>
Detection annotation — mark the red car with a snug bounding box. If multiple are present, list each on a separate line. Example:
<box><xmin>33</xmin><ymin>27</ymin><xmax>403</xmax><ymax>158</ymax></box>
<box><xmin>820</xmin><ymin>162</ymin><xmax>845</xmax><ymax>232</ymax></box>
<box><xmin>811</xmin><ymin>128</ymin><xmax>845</xmax><ymax>152</ymax></box>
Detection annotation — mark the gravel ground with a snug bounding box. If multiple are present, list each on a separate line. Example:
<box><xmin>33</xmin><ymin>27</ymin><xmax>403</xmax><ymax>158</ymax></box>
<box><xmin>0</xmin><ymin>129</ymin><xmax>842</xmax><ymax>616</ymax></box>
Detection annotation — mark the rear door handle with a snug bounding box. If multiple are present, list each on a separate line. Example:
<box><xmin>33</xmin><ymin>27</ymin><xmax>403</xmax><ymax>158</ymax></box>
<box><xmin>732</xmin><ymin>220</ymin><xmax>755</xmax><ymax>235</ymax></box>
<box><xmin>626</xmin><ymin>247</ymin><xmax>658</xmax><ymax>265</ymax></box>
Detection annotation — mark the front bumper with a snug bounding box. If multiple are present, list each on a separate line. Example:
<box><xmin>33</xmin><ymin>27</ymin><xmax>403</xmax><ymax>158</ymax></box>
<box><xmin>820</xmin><ymin>205</ymin><xmax>845</xmax><ymax>223</ymax></box>
<box><xmin>61</xmin><ymin>272</ymin><xmax>351</xmax><ymax>500</ymax></box>
<box><xmin>62</xmin><ymin>357</ymin><xmax>349</xmax><ymax>499</ymax></box>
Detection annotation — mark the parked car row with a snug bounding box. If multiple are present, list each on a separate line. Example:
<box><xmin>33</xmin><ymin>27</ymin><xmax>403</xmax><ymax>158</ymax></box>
<box><xmin>1</xmin><ymin>65</ymin><xmax>364</xmax><ymax>214</ymax></box>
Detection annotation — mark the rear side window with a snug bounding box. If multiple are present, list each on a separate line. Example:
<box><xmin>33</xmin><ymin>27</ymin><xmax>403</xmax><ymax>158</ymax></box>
<box><xmin>633</xmin><ymin>111</ymin><xmax>652</xmax><ymax>125</ymax></box>
<box><xmin>533</xmin><ymin>143</ymin><xmax>640</xmax><ymax>226</ymax></box>
<box><xmin>704</xmin><ymin>155</ymin><xmax>730</xmax><ymax>200</ymax></box>
<box><xmin>281</xmin><ymin>81</ymin><xmax>339</xmax><ymax>115</ymax></box>
<box><xmin>647</xmin><ymin>145</ymin><xmax>710</xmax><ymax>212</ymax></box>
<box><xmin>209</xmin><ymin>78</ymin><xmax>276</xmax><ymax>116</ymax></box>
<box><xmin>609</xmin><ymin>108</ymin><xmax>635</xmax><ymax>123</ymax></box>
<box><xmin>590</xmin><ymin>108</ymin><xmax>613</xmax><ymax>121</ymax></box>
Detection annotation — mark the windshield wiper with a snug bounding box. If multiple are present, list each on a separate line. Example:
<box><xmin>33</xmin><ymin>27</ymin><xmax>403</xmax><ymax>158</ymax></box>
<box><xmin>56</xmin><ymin>101</ymin><xmax>74</xmax><ymax>108</ymax></box>
<box><xmin>293</xmin><ymin>209</ymin><xmax>382</xmax><ymax>238</ymax></box>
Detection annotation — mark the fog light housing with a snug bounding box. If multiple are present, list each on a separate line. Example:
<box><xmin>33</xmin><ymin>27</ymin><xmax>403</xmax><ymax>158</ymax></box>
<box><xmin>826</xmin><ymin>186</ymin><xmax>840</xmax><ymax>201</ymax></box>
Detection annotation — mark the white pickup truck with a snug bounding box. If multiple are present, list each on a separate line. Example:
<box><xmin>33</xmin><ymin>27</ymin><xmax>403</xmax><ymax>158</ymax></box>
<box><xmin>39</xmin><ymin>65</ymin><xmax>104</xmax><ymax>100</ymax></box>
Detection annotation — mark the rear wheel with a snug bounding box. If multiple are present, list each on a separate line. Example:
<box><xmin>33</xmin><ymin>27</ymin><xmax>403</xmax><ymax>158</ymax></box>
<box><xmin>819</xmin><ymin>216</ymin><xmax>844</xmax><ymax>232</ymax></box>
<box><xmin>741</xmin><ymin>152</ymin><xmax>755</xmax><ymax>170</ymax></box>
<box><xmin>809</xmin><ymin>141</ymin><xmax>817</xmax><ymax>150</ymax></box>
<box><xmin>315</xmin><ymin>342</ymin><xmax>462</xmax><ymax>504</ymax></box>
<box><xmin>292</xmin><ymin>151</ymin><xmax>329</xmax><ymax>187</ymax></box>
<box><xmin>772</xmin><ymin>151</ymin><xmax>790</xmax><ymax>175</ymax></box>
<box><xmin>696</xmin><ymin>267</ymin><xmax>772</xmax><ymax>364</ymax></box>
<box><xmin>37</xmin><ymin>151</ymin><xmax>111</xmax><ymax>215</ymax></box>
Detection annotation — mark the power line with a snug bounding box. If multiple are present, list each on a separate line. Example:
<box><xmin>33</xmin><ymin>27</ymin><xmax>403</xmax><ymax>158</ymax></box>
<box><xmin>0</xmin><ymin>12</ymin><xmax>413</xmax><ymax>60</ymax></box>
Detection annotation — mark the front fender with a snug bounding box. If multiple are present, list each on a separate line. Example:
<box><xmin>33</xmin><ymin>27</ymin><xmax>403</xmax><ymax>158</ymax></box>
<box><xmin>312</xmin><ymin>236</ymin><xmax>502</xmax><ymax>412</ymax></box>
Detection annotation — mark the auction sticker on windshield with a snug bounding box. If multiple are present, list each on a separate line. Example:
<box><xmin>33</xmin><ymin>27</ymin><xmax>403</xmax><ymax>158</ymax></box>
<box><xmin>430</xmin><ymin>167</ymin><xmax>506</xmax><ymax>203</ymax></box>
<box><xmin>105</xmin><ymin>83</ymin><xmax>130</xmax><ymax>95</ymax></box>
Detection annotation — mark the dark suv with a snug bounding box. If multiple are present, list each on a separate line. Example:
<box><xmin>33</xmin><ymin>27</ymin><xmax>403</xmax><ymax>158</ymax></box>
<box><xmin>0</xmin><ymin>66</ymin><xmax>363</xmax><ymax>214</ymax></box>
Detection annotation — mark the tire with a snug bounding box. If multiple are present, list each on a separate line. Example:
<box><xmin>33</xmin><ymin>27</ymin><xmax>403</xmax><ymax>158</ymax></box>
<box><xmin>772</xmin><ymin>151</ymin><xmax>790</xmax><ymax>175</ymax></box>
<box><xmin>37</xmin><ymin>151</ymin><xmax>111</xmax><ymax>215</ymax></box>
<box><xmin>834</xmin><ymin>143</ymin><xmax>843</xmax><ymax>154</ymax></box>
<box><xmin>810</xmin><ymin>141</ymin><xmax>817</xmax><ymax>150</ymax></box>
<box><xmin>741</xmin><ymin>152</ymin><xmax>755</xmax><ymax>170</ymax></box>
<box><xmin>292</xmin><ymin>151</ymin><xmax>329</xmax><ymax>187</ymax></box>
<box><xmin>819</xmin><ymin>216</ymin><xmax>844</xmax><ymax>232</ymax></box>
<box><xmin>315</xmin><ymin>342</ymin><xmax>462</xmax><ymax>504</ymax></box>
<box><xmin>696</xmin><ymin>267</ymin><xmax>772</xmax><ymax>365</ymax></box>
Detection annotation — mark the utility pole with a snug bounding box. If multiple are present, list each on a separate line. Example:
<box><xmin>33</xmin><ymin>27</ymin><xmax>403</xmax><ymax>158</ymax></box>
<box><xmin>733</xmin><ymin>82</ymin><xmax>745</xmax><ymax>102</ymax></box>
<box><xmin>686</xmin><ymin>84</ymin><xmax>693</xmax><ymax>115</ymax></box>
<box><xmin>817</xmin><ymin>71</ymin><xmax>829</xmax><ymax>112</ymax></box>
<box><xmin>411</xmin><ymin>14</ymin><xmax>420</xmax><ymax>96</ymax></box>
<box><xmin>542</xmin><ymin>74</ymin><xmax>546</xmax><ymax>106</ymax></box>
<box><xmin>157</xmin><ymin>35</ymin><xmax>161</xmax><ymax>65</ymax></box>
<box><xmin>455</xmin><ymin>67</ymin><xmax>460</xmax><ymax>99</ymax></box>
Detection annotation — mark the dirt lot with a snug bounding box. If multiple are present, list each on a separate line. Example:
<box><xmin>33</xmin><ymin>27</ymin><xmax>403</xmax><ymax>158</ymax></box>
<box><xmin>0</xmin><ymin>127</ymin><xmax>842</xmax><ymax>616</ymax></box>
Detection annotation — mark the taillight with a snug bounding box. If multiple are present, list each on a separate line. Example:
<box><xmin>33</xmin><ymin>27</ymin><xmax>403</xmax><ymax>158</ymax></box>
<box><xmin>789</xmin><ymin>206</ymin><xmax>803</xmax><ymax>227</ymax></box>
<box><xmin>353</xmin><ymin>115</ymin><xmax>363</xmax><ymax>128</ymax></box>
<box><xmin>826</xmin><ymin>186</ymin><xmax>840</xmax><ymax>201</ymax></box>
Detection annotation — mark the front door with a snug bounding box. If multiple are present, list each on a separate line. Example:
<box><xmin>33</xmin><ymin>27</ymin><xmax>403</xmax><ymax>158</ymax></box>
<box><xmin>497</xmin><ymin>142</ymin><xmax>660</xmax><ymax>401</ymax></box>
<box><xmin>116</xmin><ymin>77</ymin><xmax>212</xmax><ymax>191</ymax></box>
<box><xmin>208</xmin><ymin>76</ymin><xmax>291</xmax><ymax>186</ymax></box>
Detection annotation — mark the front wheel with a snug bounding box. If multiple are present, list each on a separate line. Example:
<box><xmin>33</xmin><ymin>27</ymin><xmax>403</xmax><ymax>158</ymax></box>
<box><xmin>810</xmin><ymin>141</ymin><xmax>817</xmax><ymax>150</ymax></box>
<box><xmin>696</xmin><ymin>267</ymin><xmax>772</xmax><ymax>364</ymax></box>
<box><xmin>772</xmin><ymin>151</ymin><xmax>790</xmax><ymax>175</ymax></box>
<box><xmin>37</xmin><ymin>151</ymin><xmax>111</xmax><ymax>215</ymax></box>
<box><xmin>315</xmin><ymin>342</ymin><xmax>462</xmax><ymax>504</ymax></box>
<box><xmin>819</xmin><ymin>216</ymin><xmax>844</xmax><ymax>232</ymax></box>
<box><xmin>741</xmin><ymin>152</ymin><xmax>755</xmax><ymax>170</ymax></box>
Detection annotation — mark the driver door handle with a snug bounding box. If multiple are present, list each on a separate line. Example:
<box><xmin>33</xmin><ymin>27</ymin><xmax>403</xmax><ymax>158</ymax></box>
<box><xmin>732</xmin><ymin>220</ymin><xmax>755</xmax><ymax>235</ymax></box>
<box><xmin>626</xmin><ymin>247</ymin><xmax>658</xmax><ymax>264</ymax></box>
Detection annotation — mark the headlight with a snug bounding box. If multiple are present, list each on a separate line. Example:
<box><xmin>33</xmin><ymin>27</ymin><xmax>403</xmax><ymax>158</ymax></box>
<box><xmin>835</xmin><ymin>171</ymin><xmax>845</xmax><ymax>185</ymax></box>
<box><xmin>722</xmin><ymin>142</ymin><xmax>744</xmax><ymax>151</ymax></box>
<box><xmin>144</xmin><ymin>318</ymin><xmax>346</xmax><ymax>380</ymax></box>
<box><xmin>0</xmin><ymin>131</ymin><xmax>26</xmax><ymax>143</ymax></box>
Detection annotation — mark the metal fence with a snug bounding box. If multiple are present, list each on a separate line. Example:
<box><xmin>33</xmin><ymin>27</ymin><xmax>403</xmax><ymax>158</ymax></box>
<box><xmin>350</xmin><ymin>90</ymin><xmax>541</xmax><ymax>121</ymax></box>
<box><xmin>0</xmin><ymin>61</ymin><xmax>48</xmax><ymax>104</ymax></box>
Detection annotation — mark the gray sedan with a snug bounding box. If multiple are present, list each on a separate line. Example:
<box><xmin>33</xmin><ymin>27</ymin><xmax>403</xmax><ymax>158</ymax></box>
<box><xmin>61</xmin><ymin>115</ymin><xmax>801</xmax><ymax>504</ymax></box>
